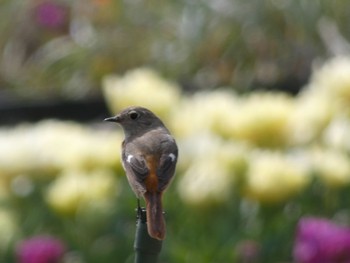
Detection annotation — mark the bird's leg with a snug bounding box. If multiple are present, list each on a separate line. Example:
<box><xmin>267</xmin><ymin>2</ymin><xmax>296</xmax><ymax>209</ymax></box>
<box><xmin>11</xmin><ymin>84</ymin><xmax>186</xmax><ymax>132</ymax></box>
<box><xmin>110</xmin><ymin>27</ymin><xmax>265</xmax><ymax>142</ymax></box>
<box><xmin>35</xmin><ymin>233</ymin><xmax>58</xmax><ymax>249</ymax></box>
<box><xmin>137</xmin><ymin>198</ymin><xmax>141</xmax><ymax>210</ymax></box>
<box><xmin>136</xmin><ymin>197</ymin><xmax>148</xmax><ymax>223</ymax></box>
<box><xmin>137</xmin><ymin>198</ymin><xmax>142</xmax><ymax>219</ymax></box>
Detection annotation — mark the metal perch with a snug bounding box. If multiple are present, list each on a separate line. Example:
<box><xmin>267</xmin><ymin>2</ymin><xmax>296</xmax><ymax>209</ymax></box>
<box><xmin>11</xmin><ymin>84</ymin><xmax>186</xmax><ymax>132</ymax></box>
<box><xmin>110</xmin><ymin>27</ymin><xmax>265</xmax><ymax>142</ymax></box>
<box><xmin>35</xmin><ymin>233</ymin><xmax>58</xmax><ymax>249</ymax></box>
<box><xmin>134</xmin><ymin>207</ymin><xmax>163</xmax><ymax>263</ymax></box>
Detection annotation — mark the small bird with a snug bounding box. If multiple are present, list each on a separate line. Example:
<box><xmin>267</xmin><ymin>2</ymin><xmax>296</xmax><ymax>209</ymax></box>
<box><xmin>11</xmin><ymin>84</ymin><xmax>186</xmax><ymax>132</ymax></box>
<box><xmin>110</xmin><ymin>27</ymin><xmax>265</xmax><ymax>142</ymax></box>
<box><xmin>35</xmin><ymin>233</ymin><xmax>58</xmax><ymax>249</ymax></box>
<box><xmin>105</xmin><ymin>106</ymin><xmax>178</xmax><ymax>240</ymax></box>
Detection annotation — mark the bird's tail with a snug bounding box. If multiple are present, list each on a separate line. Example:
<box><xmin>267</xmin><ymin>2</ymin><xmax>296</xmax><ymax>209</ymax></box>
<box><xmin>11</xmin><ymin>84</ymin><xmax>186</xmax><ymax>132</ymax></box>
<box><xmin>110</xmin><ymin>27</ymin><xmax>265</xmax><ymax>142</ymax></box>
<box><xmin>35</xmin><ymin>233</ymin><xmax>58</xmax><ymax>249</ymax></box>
<box><xmin>144</xmin><ymin>191</ymin><xmax>165</xmax><ymax>240</ymax></box>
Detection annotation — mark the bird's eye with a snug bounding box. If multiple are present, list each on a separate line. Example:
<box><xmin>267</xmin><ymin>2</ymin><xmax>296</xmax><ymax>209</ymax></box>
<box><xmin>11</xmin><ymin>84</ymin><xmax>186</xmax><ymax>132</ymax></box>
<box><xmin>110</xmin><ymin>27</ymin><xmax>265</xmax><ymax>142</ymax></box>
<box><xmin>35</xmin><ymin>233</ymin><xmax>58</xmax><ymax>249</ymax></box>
<box><xmin>128</xmin><ymin>111</ymin><xmax>140</xmax><ymax>120</ymax></box>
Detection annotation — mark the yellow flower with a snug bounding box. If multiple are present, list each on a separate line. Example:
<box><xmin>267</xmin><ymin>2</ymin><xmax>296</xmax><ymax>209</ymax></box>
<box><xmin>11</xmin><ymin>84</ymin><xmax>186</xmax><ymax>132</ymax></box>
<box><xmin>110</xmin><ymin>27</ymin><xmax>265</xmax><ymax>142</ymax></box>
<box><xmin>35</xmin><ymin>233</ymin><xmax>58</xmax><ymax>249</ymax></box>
<box><xmin>102</xmin><ymin>68</ymin><xmax>181</xmax><ymax>120</ymax></box>
<box><xmin>82</xmin><ymin>130</ymin><xmax>123</xmax><ymax>171</ymax></box>
<box><xmin>310</xmin><ymin>56</ymin><xmax>350</xmax><ymax>115</ymax></box>
<box><xmin>323</xmin><ymin>116</ymin><xmax>350</xmax><ymax>152</ymax></box>
<box><xmin>31</xmin><ymin>120</ymin><xmax>123</xmax><ymax>172</ymax></box>
<box><xmin>169</xmin><ymin>96</ymin><xmax>206</xmax><ymax>138</ymax></box>
<box><xmin>0</xmin><ymin>126</ymin><xmax>35</xmax><ymax>175</ymax></box>
<box><xmin>311</xmin><ymin>148</ymin><xmax>350</xmax><ymax>188</ymax></box>
<box><xmin>177</xmin><ymin>133</ymin><xmax>248</xmax><ymax>206</ymax></box>
<box><xmin>28</xmin><ymin>120</ymin><xmax>88</xmax><ymax>173</ymax></box>
<box><xmin>243</xmin><ymin>150</ymin><xmax>310</xmax><ymax>203</ymax></box>
<box><xmin>0</xmin><ymin>121</ymin><xmax>123</xmax><ymax>177</ymax></box>
<box><xmin>170</xmin><ymin>90</ymin><xmax>239</xmax><ymax>139</ymax></box>
<box><xmin>231</xmin><ymin>93</ymin><xmax>294</xmax><ymax>148</ymax></box>
<box><xmin>288</xmin><ymin>90</ymin><xmax>334</xmax><ymax>145</ymax></box>
<box><xmin>178</xmin><ymin>159</ymin><xmax>233</xmax><ymax>206</ymax></box>
<box><xmin>46</xmin><ymin>169</ymin><xmax>118</xmax><ymax>216</ymax></box>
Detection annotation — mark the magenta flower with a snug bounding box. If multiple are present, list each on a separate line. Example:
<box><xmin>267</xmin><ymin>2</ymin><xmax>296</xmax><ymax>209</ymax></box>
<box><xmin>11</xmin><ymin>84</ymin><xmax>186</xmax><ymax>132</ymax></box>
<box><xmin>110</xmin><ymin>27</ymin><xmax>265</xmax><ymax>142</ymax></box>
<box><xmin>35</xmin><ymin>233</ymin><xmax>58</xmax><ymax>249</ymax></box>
<box><xmin>293</xmin><ymin>217</ymin><xmax>350</xmax><ymax>263</ymax></box>
<box><xmin>16</xmin><ymin>235</ymin><xmax>66</xmax><ymax>263</ymax></box>
<box><xmin>35</xmin><ymin>1</ymin><xmax>67</xmax><ymax>29</ymax></box>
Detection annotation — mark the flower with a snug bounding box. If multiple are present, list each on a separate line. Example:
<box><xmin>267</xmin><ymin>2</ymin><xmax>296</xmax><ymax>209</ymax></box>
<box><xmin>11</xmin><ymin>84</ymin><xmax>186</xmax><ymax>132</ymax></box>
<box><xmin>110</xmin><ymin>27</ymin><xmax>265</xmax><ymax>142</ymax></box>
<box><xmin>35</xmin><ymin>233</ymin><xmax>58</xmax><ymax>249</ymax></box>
<box><xmin>293</xmin><ymin>217</ymin><xmax>350</xmax><ymax>263</ymax></box>
<box><xmin>177</xmin><ymin>133</ymin><xmax>248</xmax><ymax>205</ymax></box>
<box><xmin>29</xmin><ymin>120</ymin><xmax>123</xmax><ymax>173</ymax></box>
<box><xmin>0</xmin><ymin>127</ymin><xmax>34</xmax><ymax>176</ymax></box>
<box><xmin>288</xmin><ymin>90</ymin><xmax>334</xmax><ymax>145</ymax></box>
<box><xmin>289</xmin><ymin>56</ymin><xmax>350</xmax><ymax>145</ymax></box>
<box><xmin>102</xmin><ymin>68</ymin><xmax>181</xmax><ymax>121</ymax></box>
<box><xmin>243</xmin><ymin>150</ymin><xmax>310</xmax><ymax>203</ymax></box>
<box><xmin>0</xmin><ymin>120</ymin><xmax>123</xmax><ymax>177</ymax></box>
<box><xmin>170</xmin><ymin>90</ymin><xmax>239</xmax><ymax>138</ymax></box>
<box><xmin>178</xmin><ymin>158</ymin><xmax>234</xmax><ymax>205</ymax></box>
<box><xmin>230</xmin><ymin>92</ymin><xmax>294</xmax><ymax>148</ymax></box>
<box><xmin>311</xmin><ymin>148</ymin><xmax>350</xmax><ymax>188</ymax></box>
<box><xmin>16</xmin><ymin>235</ymin><xmax>66</xmax><ymax>263</ymax></box>
<box><xmin>46</xmin><ymin>169</ymin><xmax>118</xmax><ymax>216</ymax></box>
<box><xmin>323</xmin><ymin>116</ymin><xmax>350</xmax><ymax>152</ymax></box>
<box><xmin>309</xmin><ymin>56</ymin><xmax>350</xmax><ymax>115</ymax></box>
<box><xmin>34</xmin><ymin>1</ymin><xmax>67</xmax><ymax>29</ymax></box>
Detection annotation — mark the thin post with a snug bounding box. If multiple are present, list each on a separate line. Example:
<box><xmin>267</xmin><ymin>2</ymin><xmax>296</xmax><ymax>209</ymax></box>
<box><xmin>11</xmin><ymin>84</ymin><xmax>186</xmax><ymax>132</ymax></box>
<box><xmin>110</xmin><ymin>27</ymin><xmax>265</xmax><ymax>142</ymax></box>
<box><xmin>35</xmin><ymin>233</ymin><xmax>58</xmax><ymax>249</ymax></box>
<box><xmin>134</xmin><ymin>207</ymin><xmax>163</xmax><ymax>263</ymax></box>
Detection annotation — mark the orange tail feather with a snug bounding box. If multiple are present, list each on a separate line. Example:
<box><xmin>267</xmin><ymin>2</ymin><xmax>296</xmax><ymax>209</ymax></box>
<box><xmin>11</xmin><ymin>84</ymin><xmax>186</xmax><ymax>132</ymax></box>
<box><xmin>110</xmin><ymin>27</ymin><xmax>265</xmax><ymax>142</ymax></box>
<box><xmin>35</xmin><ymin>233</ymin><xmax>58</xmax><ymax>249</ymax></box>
<box><xmin>144</xmin><ymin>192</ymin><xmax>165</xmax><ymax>240</ymax></box>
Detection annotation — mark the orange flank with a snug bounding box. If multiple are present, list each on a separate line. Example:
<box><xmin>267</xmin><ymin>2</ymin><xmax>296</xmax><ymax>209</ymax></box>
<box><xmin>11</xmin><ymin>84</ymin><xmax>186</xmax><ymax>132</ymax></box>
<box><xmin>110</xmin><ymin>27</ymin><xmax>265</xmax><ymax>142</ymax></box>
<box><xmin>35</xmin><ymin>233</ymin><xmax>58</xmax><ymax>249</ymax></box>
<box><xmin>145</xmin><ymin>156</ymin><xmax>159</xmax><ymax>192</ymax></box>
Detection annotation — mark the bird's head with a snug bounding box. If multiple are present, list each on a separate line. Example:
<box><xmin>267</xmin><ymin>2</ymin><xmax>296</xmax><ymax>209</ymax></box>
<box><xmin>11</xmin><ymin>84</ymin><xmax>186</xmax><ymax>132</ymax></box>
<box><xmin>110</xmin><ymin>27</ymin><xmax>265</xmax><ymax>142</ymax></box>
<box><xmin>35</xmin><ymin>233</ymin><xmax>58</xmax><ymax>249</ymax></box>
<box><xmin>104</xmin><ymin>106</ymin><xmax>165</xmax><ymax>138</ymax></box>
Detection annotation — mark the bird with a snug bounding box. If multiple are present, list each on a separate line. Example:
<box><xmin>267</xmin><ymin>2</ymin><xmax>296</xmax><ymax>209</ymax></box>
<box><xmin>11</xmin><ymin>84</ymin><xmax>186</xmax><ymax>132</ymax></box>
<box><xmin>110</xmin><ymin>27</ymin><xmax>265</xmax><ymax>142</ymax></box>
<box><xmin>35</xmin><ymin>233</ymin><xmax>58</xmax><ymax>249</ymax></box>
<box><xmin>104</xmin><ymin>106</ymin><xmax>178</xmax><ymax>240</ymax></box>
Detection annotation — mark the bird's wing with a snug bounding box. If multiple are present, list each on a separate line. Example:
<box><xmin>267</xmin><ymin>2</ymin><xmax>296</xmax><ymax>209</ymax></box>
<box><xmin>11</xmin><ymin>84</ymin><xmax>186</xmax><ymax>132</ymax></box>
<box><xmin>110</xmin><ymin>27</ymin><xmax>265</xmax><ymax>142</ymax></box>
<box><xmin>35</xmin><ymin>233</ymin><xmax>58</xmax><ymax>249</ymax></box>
<box><xmin>122</xmin><ymin>151</ymin><xmax>149</xmax><ymax>181</ymax></box>
<box><xmin>122</xmin><ymin>149</ymin><xmax>149</xmax><ymax>196</ymax></box>
<box><xmin>157</xmin><ymin>146</ymin><xmax>178</xmax><ymax>191</ymax></box>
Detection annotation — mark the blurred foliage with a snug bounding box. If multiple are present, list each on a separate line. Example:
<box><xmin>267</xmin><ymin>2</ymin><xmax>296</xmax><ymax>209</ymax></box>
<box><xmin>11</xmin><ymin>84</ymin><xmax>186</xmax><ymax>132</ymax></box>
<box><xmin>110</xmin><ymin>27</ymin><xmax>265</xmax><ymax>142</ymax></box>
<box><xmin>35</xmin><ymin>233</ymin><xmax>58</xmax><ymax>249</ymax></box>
<box><xmin>1</xmin><ymin>57</ymin><xmax>350</xmax><ymax>262</ymax></box>
<box><xmin>1</xmin><ymin>0</ymin><xmax>350</xmax><ymax>100</ymax></box>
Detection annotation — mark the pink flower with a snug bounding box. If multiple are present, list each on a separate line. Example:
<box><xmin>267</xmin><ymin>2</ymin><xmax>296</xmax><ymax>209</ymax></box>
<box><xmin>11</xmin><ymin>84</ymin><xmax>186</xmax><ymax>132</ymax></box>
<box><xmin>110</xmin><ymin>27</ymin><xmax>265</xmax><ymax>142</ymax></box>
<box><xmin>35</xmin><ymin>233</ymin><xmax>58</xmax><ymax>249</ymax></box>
<box><xmin>16</xmin><ymin>235</ymin><xmax>66</xmax><ymax>263</ymax></box>
<box><xmin>34</xmin><ymin>1</ymin><xmax>67</xmax><ymax>29</ymax></box>
<box><xmin>293</xmin><ymin>217</ymin><xmax>350</xmax><ymax>263</ymax></box>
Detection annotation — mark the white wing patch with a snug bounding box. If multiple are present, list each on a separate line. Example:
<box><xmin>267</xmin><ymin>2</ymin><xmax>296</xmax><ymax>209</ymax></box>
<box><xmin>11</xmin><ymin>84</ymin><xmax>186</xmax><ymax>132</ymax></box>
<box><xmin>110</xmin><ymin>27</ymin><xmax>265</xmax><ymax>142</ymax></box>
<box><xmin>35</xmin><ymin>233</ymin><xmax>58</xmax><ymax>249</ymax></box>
<box><xmin>169</xmin><ymin>153</ymin><xmax>176</xmax><ymax>162</ymax></box>
<box><xmin>127</xmin><ymin>154</ymin><xmax>134</xmax><ymax>163</ymax></box>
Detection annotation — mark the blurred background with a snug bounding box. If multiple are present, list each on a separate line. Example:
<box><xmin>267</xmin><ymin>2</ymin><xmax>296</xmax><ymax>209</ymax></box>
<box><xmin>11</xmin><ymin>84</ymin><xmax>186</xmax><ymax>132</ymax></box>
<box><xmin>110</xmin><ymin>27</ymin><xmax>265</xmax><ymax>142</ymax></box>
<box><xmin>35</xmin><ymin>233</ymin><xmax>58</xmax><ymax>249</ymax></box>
<box><xmin>1</xmin><ymin>0</ymin><xmax>350</xmax><ymax>262</ymax></box>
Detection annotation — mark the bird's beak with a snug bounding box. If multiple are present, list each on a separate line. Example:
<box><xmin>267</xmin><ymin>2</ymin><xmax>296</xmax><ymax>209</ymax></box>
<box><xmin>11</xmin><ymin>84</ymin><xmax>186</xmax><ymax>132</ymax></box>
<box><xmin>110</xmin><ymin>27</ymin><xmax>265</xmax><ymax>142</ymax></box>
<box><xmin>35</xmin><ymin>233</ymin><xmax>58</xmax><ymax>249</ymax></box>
<box><xmin>104</xmin><ymin>116</ymin><xmax>120</xmax><ymax>123</ymax></box>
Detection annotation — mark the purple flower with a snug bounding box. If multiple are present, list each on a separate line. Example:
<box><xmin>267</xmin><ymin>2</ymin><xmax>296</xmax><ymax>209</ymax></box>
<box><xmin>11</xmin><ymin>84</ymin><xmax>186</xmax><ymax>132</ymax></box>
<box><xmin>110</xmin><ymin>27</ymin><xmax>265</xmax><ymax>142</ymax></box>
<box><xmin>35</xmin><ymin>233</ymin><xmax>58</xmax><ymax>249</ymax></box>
<box><xmin>35</xmin><ymin>1</ymin><xmax>67</xmax><ymax>29</ymax></box>
<box><xmin>293</xmin><ymin>217</ymin><xmax>350</xmax><ymax>263</ymax></box>
<box><xmin>16</xmin><ymin>235</ymin><xmax>66</xmax><ymax>263</ymax></box>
